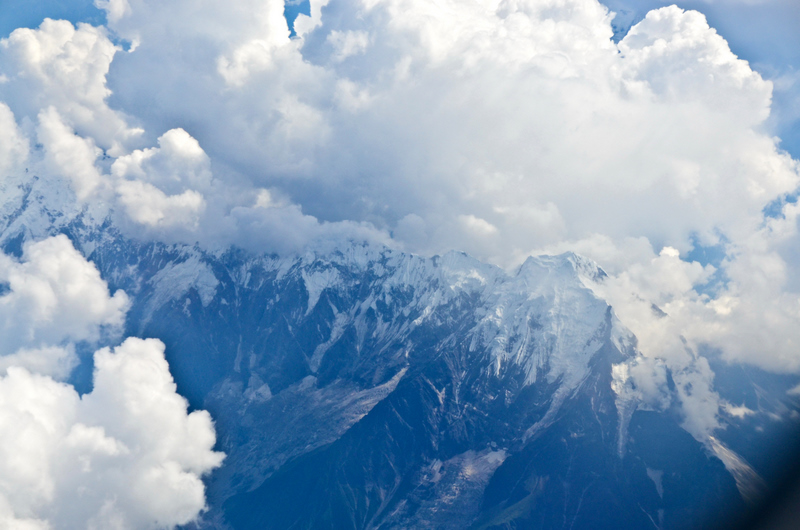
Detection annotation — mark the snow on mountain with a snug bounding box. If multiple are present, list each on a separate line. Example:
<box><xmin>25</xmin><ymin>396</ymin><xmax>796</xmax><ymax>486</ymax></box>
<box><xmin>0</xmin><ymin>172</ymin><xmax>770</xmax><ymax>528</ymax></box>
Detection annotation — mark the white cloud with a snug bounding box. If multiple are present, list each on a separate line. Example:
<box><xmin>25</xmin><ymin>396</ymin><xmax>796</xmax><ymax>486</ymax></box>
<box><xmin>0</xmin><ymin>237</ymin><xmax>223</xmax><ymax>528</ymax></box>
<box><xmin>0</xmin><ymin>235</ymin><xmax>128</xmax><ymax>364</ymax></box>
<box><xmin>94</xmin><ymin>0</ymin><xmax>132</xmax><ymax>24</ymax></box>
<box><xmin>619</xmin><ymin>6</ymin><xmax>771</xmax><ymax>123</ymax></box>
<box><xmin>0</xmin><ymin>17</ymin><xmax>365</xmax><ymax>247</ymax></box>
<box><xmin>112</xmin><ymin>128</ymin><xmax>211</xmax><ymax>229</ymax></box>
<box><xmin>0</xmin><ymin>102</ymin><xmax>28</xmax><ymax>176</ymax></box>
<box><xmin>37</xmin><ymin>106</ymin><xmax>105</xmax><ymax>200</ymax></box>
<box><xmin>0</xmin><ymin>345</ymin><xmax>77</xmax><ymax>381</ymax></box>
<box><xmin>327</xmin><ymin>30</ymin><xmax>370</xmax><ymax>62</ymax></box>
<box><xmin>0</xmin><ymin>18</ymin><xmax>141</xmax><ymax>153</ymax></box>
<box><xmin>116</xmin><ymin>180</ymin><xmax>205</xmax><ymax>228</ymax></box>
<box><xmin>6</xmin><ymin>3</ymin><xmax>794</xmax><ymax>268</ymax></box>
<box><xmin>0</xmin><ymin>338</ymin><xmax>223</xmax><ymax>529</ymax></box>
<box><xmin>459</xmin><ymin>214</ymin><xmax>498</xmax><ymax>236</ymax></box>
<box><xmin>111</xmin><ymin>128</ymin><xmax>212</xmax><ymax>193</ymax></box>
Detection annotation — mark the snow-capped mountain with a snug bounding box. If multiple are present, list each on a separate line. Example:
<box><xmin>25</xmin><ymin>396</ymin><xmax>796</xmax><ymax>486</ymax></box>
<box><xmin>0</xmin><ymin>174</ymin><xmax>793</xmax><ymax>529</ymax></box>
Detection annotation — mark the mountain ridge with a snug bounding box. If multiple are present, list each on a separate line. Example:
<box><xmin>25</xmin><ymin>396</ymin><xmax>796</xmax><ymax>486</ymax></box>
<box><xmin>0</xmin><ymin>172</ymin><xmax>767</xmax><ymax>528</ymax></box>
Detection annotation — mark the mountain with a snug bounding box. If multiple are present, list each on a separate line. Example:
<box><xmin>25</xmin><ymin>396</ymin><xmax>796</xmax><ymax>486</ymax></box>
<box><xmin>0</xmin><ymin>174</ymin><xmax>794</xmax><ymax>529</ymax></box>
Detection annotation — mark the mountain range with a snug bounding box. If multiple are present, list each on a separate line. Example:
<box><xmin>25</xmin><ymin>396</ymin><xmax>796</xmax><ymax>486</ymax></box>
<box><xmin>2</xmin><ymin>173</ymin><xmax>798</xmax><ymax>529</ymax></box>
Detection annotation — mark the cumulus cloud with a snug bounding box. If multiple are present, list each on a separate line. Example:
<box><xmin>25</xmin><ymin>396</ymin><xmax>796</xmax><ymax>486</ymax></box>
<box><xmin>0</xmin><ymin>17</ymin><xmax>385</xmax><ymax>249</ymax></box>
<box><xmin>0</xmin><ymin>18</ymin><xmax>141</xmax><ymax>152</ymax></box>
<box><xmin>116</xmin><ymin>180</ymin><xmax>205</xmax><ymax>228</ymax></box>
<box><xmin>85</xmin><ymin>0</ymin><xmax>796</xmax><ymax>266</ymax></box>
<box><xmin>111</xmin><ymin>128</ymin><xmax>212</xmax><ymax>194</ymax></box>
<box><xmin>327</xmin><ymin>30</ymin><xmax>369</xmax><ymax>62</ymax></box>
<box><xmin>0</xmin><ymin>338</ymin><xmax>224</xmax><ymax>529</ymax></box>
<box><xmin>619</xmin><ymin>7</ymin><xmax>771</xmax><ymax>121</ymax></box>
<box><xmin>0</xmin><ymin>102</ymin><xmax>28</xmax><ymax>176</ymax></box>
<box><xmin>37</xmin><ymin>106</ymin><xmax>105</xmax><ymax>199</ymax></box>
<box><xmin>94</xmin><ymin>0</ymin><xmax>132</xmax><ymax>25</ymax></box>
<box><xmin>4</xmin><ymin>2</ymin><xmax>789</xmax><ymax>260</ymax></box>
<box><xmin>0</xmin><ymin>235</ymin><xmax>128</xmax><ymax>370</ymax></box>
<box><xmin>0</xmin><ymin>345</ymin><xmax>77</xmax><ymax>382</ymax></box>
<box><xmin>0</xmin><ymin>0</ymin><xmax>798</xmax><ymax>445</ymax></box>
<box><xmin>112</xmin><ymin>128</ymin><xmax>211</xmax><ymax>228</ymax></box>
<box><xmin>0</xmin><ymin>237</ymin><xmax>223</xmax><ymax>528</ymax></box>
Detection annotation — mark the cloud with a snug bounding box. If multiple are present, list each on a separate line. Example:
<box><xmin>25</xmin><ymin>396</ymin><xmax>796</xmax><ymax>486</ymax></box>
<box><xmin>0</xmin><ymin>102</ymin><xmax>28</xmax><ymax>176</ymax></box>
<box><xmin>88</xmin><ymin>0</ymin><xmax>790</xmax><ymax>268</ymax></box>
<box><xmin>619</xmin><ymin>6</ymin><xmax>770</xmax><ymax>122</ymax></box>
<box><xmin>0</xmin><ymin>235</ymin><xmax>128</xmax><ymax>369</ymax></box>
<box><xmin>0</xmin><ymin>338</ymin><xmax>223</xmax><ymax>529</ymax></box>
<box><xmin>94</xmin><ymin>0</ymin><xmax>132</xmax><ymax>24</ymax></box>
<box><xmin>7</xmin><ymin>2</ymin><xmax>792</xmax><ymax>264</ymax></box>
<box><xmin>111</xmin><ymin>128</ymin><xmax>212</xmax><ymax>195</ymax></box>
<box><xmin>0</xmin><ymin>345</ymin><xmax>77</xmax><ymax>382</ymax></box>
<box><xmin>112</xmin><ymin>129</ymin><xmax>211</xmax><ymax>228</ymax></box>
<box><xmin>0</xmin><ymin>18</ymin><xmax>141</xmax><ymax>153</ymax></box>
<box><xmin>0</xmin><ymin>18</ymin><xmax>383</xmax><ymax>249</ymax></box>
<box><xmin>116</xmin><ymin>180</ymin><xmax>205</xmax><ymax>228</ymax></box>
<box><xmin>0</xmin><ymin>236</ymin><xmax>223</xmax><ymax>528</ymax></box>
<box><xmin>37</xmin><ymin>106</ymin><xmax>105</xmax><ymax>199</ymax></box>
<box><xmin>327</xmin><ymin>30</ymin><xmax>369</xmax><ymax>62</ymax></box>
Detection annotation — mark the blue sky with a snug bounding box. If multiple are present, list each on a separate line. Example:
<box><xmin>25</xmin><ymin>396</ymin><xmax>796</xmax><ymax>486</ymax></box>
<box><xmin>0</xmin><ymin>0</ymin><xmax>104</xmax><ymax>36</ymax></box>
